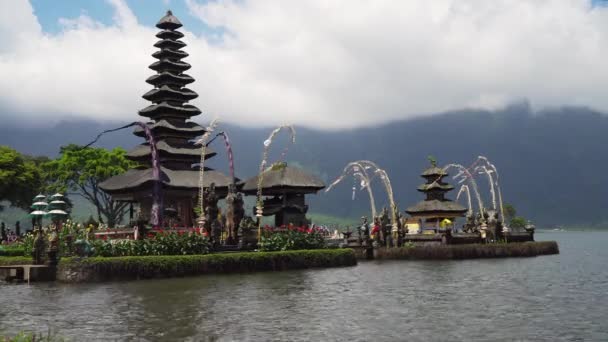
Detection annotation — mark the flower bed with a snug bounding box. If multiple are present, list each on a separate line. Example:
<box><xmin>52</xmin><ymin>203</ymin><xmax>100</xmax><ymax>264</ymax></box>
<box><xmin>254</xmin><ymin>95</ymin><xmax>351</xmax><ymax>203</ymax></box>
<box><xmin>57</xmin><ymin>249</ymin><xmax>357</xmax><ymax>282</ymax></box>
<box><xmin>259</xmin><ymin>225</ymin><xmax>327</xmax><ymax>251</ymax></box>
<box><xmin>90</xmin><ymin>230</ymin><xmax>209</xmax><ymax>257</ymax></box>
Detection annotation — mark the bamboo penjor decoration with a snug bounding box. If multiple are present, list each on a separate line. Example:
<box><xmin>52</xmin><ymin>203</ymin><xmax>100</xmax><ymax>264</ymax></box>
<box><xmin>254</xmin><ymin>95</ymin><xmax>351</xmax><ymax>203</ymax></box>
<box><xmin>255</xmin><ymin>125</ymin><xmax>296</xmax><ymax>239</ymax></box>
<box><xmin>195</xmin><ymin>119</ymin><xmax>219</xmax><ymax>229</ymax></box>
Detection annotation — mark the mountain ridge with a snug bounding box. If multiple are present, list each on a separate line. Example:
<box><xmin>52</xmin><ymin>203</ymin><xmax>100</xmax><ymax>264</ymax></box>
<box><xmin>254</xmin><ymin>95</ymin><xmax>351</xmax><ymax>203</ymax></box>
<box><xmin>2</xmin><ymin>104</ymin><xmax>606</xmax><ymax>227</ymax></box>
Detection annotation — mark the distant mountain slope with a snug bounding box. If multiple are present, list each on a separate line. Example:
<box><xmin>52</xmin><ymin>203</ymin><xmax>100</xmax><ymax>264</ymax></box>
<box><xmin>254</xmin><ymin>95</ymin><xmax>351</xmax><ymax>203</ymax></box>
<box><xmin>2</xmin><ymin>104</ymin><xmax>607</xmax><ymax>226</ymax></box>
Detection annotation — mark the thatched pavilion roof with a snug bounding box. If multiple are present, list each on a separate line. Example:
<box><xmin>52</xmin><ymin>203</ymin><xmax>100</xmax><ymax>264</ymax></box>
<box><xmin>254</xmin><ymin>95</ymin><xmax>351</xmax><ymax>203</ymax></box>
<box><xmin>240</xmin><ymin>163</ymin><xmax>325</xmax><ymax>195</ymax></box>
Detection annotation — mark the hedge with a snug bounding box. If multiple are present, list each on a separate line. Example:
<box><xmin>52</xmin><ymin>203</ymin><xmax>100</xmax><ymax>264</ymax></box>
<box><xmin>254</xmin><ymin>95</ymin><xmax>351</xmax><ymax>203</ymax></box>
<box><xmin>0</xmin><ymin>256</ymin><xmax>32</xmax><ymax>266</ymax></box>
<box><xmin>373</xmin><ymin>241</ymin><xmax>559</xmax><ymax>260</ymax></box>
<box><xmin>57</xmin><ymin>249</ymin><xmax>357</xmax><ymax>282</ymax></box>
<box><xmin>0</xmin><ymin>248</ymin><xmax>25</xmax><ymax>257</ymax></box>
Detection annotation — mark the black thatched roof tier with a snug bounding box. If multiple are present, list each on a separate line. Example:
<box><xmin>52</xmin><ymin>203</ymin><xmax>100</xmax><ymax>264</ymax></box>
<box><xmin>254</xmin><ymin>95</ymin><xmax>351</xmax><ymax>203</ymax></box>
<box><xmin>142</xmin><ymin>85</ymin><xmax>198</xmax><ymax>103</ymax></box>
<box><xmin>154</xmin><ymin>39</ymin><xmax>186</xmax><ymax>50</ymax></box>
<box><xmin>240</xmin><ymin>164</ymin><xmax>325</xmax><ymax>195</ymax></box>
<box><xmin>133</xmin><ymin>120</ymin><xmax>205</xmax><ymax>138</ymax></box>
<box><xmin>156</xmin><ymin>10</ymin><xmax>182</xmax><ymax>30</ymax></box>
<box><xmin>126</xmin><ymin>140</ymin><xmax>215</xmax><ymax>160</ymax></box>
<box><xmin>152</xmin><ymin>49</ymin><xmax>188</xmax><ymax>60</ymax></box>
<box><xmin>417</xmin><ymin>181</ymin><xmax>454</xmax><ymax>192</ymax></box>
<box><xmin>156</xmin><ymin>29</ymin><xmax>184</xmax><ymax>40</ymax></box>
<box><xmin>149</xmin><ymin>59</ymin><xmax>191</xmax><ymax>73</ymax></box>
<box><xmin>405</xmin><ymin>200</ymin><xmax>467</xmax><ymax>216</ymax></box>
<box><xmin>421</xmin><ymin>166</ymin><xmax>448</xmax><ymax>177</ymax></box>
<box><xmin>139</xmin><ymin>102</ymin><xmax>201</xmax><ymax>119</ymax></box>
<box><xmin>100</xmin><ymin>167</ymin><xmax>231</xmax><ymax>194</ymax></box>
<box><xmin>146</xmin><ymin>72</ymin><xmax>194</xmax><ymax>87</ymax></box>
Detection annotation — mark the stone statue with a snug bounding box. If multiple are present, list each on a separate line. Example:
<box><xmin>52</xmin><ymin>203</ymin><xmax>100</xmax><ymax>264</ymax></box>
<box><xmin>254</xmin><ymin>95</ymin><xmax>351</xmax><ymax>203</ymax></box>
<box><xmin>204</xmin><ymin>183</ymin><xmax>219</xmax><ymax>234</ymax></box>
<box><xmin>486</xmin><ymin>209</ymin><xmax>500</xmax><ymax>241</ymax></box>
<box><xmin>237</xmin><ymin>215</ymin><xmax>255</xmax><ymax>248</ymax></box>
<box><xmin>234</xmin><ymin>193</ymin><xmax>245</xmax><ymax>235</ymax></box>
<box><xmin>224</xmin><ymin>184</ymin><xmax>237</xmax><ymax>244</ymax></box>
<box><xmin>32</xmin><ymin>227</ymin><xmax>46</xmax><ymax>265</ymax></box>
<box><xmin>464</xmin><ymin>211</ymin><xmax>476</xmax><ymax>233</ymax></box>
<box><xmin>380</xmin><ymin>207</ymin><xmax>389</xmax><ymax>241</ymax></box>
<box><xmin>396</xmin><ymin>212</ymin><xmax>404</xmax><ymax>247</ymax></box>
<box><xmin>47</xmin><ymin>225</ymin><xmax>59</xmax><ymax>266</ymax></box>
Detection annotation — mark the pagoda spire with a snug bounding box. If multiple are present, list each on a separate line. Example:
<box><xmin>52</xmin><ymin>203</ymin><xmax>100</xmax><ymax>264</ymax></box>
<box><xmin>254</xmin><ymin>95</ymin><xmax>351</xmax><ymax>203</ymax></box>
<box><xmin>139</xmin><ymin>10</ymin><xmax>201</xmax><ymax>121</ymax></box>
<box><xmin>100</xmin><ymin>11</ymin><xmax>233</xmax><ymax>228</ymax></box>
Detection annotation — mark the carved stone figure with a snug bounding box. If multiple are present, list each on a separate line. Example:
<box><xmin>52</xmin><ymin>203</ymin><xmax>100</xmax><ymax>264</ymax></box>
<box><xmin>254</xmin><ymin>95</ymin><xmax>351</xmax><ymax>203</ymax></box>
<box><xmin>464</xmin><ymin>211</ymin><xmax>477</xmax><ymax>233</ymax></box>
<box><xmin>486</xmin><ymin>209</ymin><xmax>500</xmax><ymax>241</ymax></box>
<box><xmin>47</xmin><ymin>225</ymin><xmax>59</xmax><ymax>266</ymax></box>
<box><xmin>224</xmin><ymin>184</ymin><xmax>237</xmax><ymax>244</ymax></box>
<box><xmin>234</xmin><ymin>193</ymin><xmax>245</xmax><ymax>236</ymax></box>
<box><xmin>204</xmin><ymin>183</ymin><xmax>219</xmax><ymax>234</ymax></box>
<box><xmin>380</xmin><ymin>207</ymin><xmax>389</xmax><ymax>242</ymax></box>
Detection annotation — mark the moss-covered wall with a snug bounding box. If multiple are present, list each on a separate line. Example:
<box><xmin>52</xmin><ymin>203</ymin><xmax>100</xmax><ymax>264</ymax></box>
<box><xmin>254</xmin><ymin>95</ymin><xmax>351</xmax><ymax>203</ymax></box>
<box><xmin>372</xmin><ymin>241</ymin><xmax>559</xmax><ymax>260</ymax></box>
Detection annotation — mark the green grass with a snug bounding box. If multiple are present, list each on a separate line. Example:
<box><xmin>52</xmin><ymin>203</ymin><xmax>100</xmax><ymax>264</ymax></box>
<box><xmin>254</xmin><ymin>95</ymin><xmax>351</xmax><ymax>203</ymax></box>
<box><xmin>0</xmin><ymin>331</ymin><xmax>66</xmax><ymax>342</ymax></box>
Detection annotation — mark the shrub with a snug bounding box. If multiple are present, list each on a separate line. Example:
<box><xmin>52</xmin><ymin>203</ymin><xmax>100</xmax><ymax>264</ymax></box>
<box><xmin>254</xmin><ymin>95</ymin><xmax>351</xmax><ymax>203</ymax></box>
<box><xmin>259</xmin><ymin>226</ymin><xmax>326</xmax><ymax>251</ymax></box>
<box><xmin>0</xmin><ymin>244</ymin><xmax>25</xmax><ymax>256</ymax></box>
<box><xmin>89</xmin><ymin>231</ymin><xmax>210</xmax><ymax>257</ymax></box>
<box><xmin>0</xmin><ymin>256</ymin><xmax>32</xmax><ymax>265</ymax></box>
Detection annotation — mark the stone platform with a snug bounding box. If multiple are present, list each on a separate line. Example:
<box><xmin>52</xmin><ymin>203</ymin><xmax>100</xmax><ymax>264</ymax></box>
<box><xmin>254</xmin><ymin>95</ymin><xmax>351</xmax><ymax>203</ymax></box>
<box><xmin>0</xmin><ymin>265</ymin><xmax>56</xmax><ymax>283</ymax></box>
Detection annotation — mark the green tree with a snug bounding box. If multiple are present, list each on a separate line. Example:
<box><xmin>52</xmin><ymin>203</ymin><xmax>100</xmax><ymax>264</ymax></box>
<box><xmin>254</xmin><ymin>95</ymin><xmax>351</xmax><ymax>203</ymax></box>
<box><xmin>0</xmin><ymin>146</ymin><xmax>48</xmax><ymax>211</ymax></box>
<box><xmin>503</xmin><ymin>203</ymin><xmax>517</xmax><ymax>222</ymax></box>
<box><xmin>44</xmin><ymin>144</ymin><xmax>137</xmax><ymax>227</ymax></box>
<box><xmin>510</xmin><ymin>216</ymin><xmax>527</xmax><ymax>229</ymax></box>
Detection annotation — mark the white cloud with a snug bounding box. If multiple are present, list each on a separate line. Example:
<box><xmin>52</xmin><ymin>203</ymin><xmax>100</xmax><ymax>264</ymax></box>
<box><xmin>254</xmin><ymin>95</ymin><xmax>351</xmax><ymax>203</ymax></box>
<box><xmin>1</xmin><ymin>0</ymin><xmax>608</xmax><ymax>129</ymax></box>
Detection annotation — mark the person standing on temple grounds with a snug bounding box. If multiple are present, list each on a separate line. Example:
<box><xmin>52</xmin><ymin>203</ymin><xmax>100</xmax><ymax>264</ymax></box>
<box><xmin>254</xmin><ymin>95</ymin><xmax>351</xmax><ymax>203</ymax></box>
<box><xmin>15</xmin><ymin>221</ymin><xmax>21</xmax><ymax>237</ymax></box>
<box><xmin>360</xmin><ymin>216</ymin><xmax>370</xmax><ymax>246</ymax></box>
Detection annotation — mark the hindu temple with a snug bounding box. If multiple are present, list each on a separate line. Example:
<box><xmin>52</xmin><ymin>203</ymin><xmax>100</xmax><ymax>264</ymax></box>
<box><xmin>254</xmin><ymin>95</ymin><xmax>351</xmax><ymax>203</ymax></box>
<box><xmin>405</xmin><ymin>161</ymin><xmax>467</xmax><ymax>231</ymax></box>
<box><xmin>100</xmin><ymin>11</ymin><xmax>232</xmax><ymax>227</ymax></box>
<box><xmin>241</xmin><ymin>162</ymin><xmax>325</xmax><ymax>226</ymax></box>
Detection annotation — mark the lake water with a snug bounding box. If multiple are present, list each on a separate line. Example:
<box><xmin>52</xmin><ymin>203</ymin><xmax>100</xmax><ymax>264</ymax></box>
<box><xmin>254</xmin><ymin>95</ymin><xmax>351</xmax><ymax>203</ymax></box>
<box><xmin>1</xmin><ymin>231</ymin><xmax>607</xmax><ymax>341</ymax></box>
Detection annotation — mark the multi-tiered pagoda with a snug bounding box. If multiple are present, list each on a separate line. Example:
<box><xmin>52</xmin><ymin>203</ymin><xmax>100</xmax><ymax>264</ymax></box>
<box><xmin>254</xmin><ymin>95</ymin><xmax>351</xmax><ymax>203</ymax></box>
<box><xmin>406</xmin><ymin>161</ymin><xmax>467</xmax><ymax>230</ymax></box>
<box><xmin>100</xmin><ymin>11</ymin><xmax>232</xmax><ymax>227</ymax></box>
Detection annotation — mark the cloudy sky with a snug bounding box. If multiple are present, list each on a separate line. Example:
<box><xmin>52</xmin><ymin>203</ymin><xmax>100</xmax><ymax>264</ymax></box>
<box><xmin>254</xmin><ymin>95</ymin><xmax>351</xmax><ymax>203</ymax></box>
<box><xmin>1</xmin><ymin>0</ymin><xmax>608</xmax><ymax>129</ymax></box>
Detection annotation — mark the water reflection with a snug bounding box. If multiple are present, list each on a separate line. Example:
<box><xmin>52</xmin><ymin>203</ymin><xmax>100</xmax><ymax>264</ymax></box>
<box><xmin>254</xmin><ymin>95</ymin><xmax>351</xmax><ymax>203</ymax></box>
<box><xmin>1</xmin><ymin>232</ymin><xmax>607</xmax><ymax>341</ymax></box>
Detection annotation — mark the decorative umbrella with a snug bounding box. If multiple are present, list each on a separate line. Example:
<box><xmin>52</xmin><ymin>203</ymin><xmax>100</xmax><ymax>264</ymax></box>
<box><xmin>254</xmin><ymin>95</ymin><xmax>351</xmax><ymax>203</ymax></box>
<box><xmin>31</xmin><ymin>201</ymin><xmax>49</xmax><ymax>208</ymax></box>
<box><xmin>47</xmin><ymin>209</ymin><xmax>68</xmax><ymax>216</ymax></box>
<box><xmin>34</xmin><ymin>194</ymin><xmax>46</xmax><ymax>201</ymax></box>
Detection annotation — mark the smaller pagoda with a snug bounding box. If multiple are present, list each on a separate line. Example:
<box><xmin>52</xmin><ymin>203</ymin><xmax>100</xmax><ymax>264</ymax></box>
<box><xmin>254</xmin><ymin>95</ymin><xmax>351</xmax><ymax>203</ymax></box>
<box><xmin>240</xmin><ymin>163</ymin><xmax>325</xmax><ymax>226</ymax></box>
<box><xmin>406</xmin><ymin>161</ymin><xmax>467</xmax><ymax>231</ymax></box>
